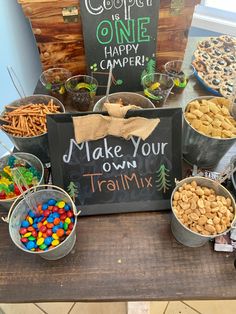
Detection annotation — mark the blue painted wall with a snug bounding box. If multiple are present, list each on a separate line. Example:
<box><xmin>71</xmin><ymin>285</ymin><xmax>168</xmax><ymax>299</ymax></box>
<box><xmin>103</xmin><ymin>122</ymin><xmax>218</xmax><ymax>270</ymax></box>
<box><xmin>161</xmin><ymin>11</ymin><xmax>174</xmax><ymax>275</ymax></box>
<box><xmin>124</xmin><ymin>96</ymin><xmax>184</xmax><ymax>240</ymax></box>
<box><xmin>0</xmin><ymin>0</ymin><xmax>42</xmax><ymax>156</ymax></box>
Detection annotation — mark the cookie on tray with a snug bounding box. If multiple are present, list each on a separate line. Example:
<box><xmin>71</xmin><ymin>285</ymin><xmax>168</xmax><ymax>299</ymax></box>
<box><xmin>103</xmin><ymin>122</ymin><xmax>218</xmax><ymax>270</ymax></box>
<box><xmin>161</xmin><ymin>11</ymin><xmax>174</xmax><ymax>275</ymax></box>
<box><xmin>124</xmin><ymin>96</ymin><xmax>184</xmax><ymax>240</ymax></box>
<box><xmin>222</xmin><ymin>65</ymin><xmax>235</xmax><ymax>77</ymax></box>
<box><xmin>192</xmin><ymin>58</ymin><xmax>208</xmax><ymax>73</ymax></box>
<box><xmin>197</xmin><ymin>39</ymin><xmax>214</xmax><ymax>50</ymax></box>
<box><xmin>210</xmin><ymin>58</ymin><xmax>228</xmax><ymax>67</ymax></box>
<box><xmin>194</xmin><ymin>49</ymin><xmax>212</xmax><ymax>63</ymax></box>
<box><xmin>203</xmin><ymin>74</ymin><xmax>223</xmax><ymax>90</ymax></box>
<box><xmin>223</xmin><ymin>54</ymin><xmax>236</xmax><ymax>65</ymax></box>
<box><xmin>206</xmin><ymin>47</ymin><xmax>223</xmax><ymax>58</ymax></box>
<box><xmin>220</xmin><ymin>81</ymin><xmax>234</xmax><ymax>98</ymax></box>
<box><xmin>206</xmin><ymin>63</ymin><xmax>224</xmax><ymax>76</ymax></box>
<box><xmin>219</xmin><ymin>35</ymin><xmax>236</xmax><ymax>46</ymax></box>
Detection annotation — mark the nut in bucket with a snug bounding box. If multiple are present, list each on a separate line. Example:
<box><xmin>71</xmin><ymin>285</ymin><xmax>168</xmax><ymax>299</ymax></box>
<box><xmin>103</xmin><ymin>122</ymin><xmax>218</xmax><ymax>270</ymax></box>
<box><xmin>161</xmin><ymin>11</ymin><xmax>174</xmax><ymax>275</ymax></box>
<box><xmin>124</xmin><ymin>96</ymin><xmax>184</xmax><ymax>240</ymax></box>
<box><xmin>171</xmin><ymin>176</ymin><xmax>236</xmax><ymax>247</ymax></box>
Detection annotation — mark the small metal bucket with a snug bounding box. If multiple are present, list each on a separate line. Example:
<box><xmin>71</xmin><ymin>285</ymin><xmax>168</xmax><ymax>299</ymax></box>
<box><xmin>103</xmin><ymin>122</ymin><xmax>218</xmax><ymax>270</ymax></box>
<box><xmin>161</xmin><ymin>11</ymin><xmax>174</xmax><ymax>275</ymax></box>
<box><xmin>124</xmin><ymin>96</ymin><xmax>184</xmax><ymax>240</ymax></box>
<box><xmin>0</xmin><ymin>152</ymin><xmax>44</xmax><ymax>210</ymax></box>
<box><xmin>3</xmin><ymin>185</ymin><xmax>79</xmax><ymax>260</ymax></box>
<box><xmin>183</xmin><ymin>96</ymin><xmax>236</xmax><ymax>168</ymax></box>
<box><xmin>93</xmin><ymin>92</ymin><xmax>155</xmax><ymax>112</ymax></box>
<box><xmin>171</xmin><ymin>176</ymin><xmax>236</xmax><ymax>247</ymax></box>
<box><xmin>0</xmin><ymin>95</ymin><xmax>65</xmax><ymax>164</ymax></box>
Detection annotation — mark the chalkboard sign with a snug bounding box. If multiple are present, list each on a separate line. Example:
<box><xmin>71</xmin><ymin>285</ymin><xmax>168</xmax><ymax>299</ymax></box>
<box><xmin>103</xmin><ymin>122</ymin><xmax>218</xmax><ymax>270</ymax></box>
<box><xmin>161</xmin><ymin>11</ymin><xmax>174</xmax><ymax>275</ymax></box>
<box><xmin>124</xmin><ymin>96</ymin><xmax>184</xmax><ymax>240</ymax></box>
<box><xmin>47</xmin><ymin>108</ymin><xmax>182</xmax><ymax>216</ymax></box>
<box><xmin>80</xmin><ymin>1</ymin><xmax>160</xmax><ymax>94</ymax></box>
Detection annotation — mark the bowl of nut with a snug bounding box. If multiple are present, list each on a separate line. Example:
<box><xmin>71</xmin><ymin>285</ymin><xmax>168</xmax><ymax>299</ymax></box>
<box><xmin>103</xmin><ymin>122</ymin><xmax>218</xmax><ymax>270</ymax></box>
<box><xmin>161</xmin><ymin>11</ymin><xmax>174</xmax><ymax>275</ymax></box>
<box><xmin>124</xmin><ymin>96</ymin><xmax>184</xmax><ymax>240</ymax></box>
<box><xmin>183</xmin><ymin>96</ymin><xmax>236</xmax><ymax>168</ymax></box>
<box><xmin>171</xmin><ymin>176</ymin><xmax>236</xmax><ymax>247</ymax></box>
<box><xmin>0</xmin><ymin>95</ymin><xmax>65</xmax><ymax>163</ymax></box>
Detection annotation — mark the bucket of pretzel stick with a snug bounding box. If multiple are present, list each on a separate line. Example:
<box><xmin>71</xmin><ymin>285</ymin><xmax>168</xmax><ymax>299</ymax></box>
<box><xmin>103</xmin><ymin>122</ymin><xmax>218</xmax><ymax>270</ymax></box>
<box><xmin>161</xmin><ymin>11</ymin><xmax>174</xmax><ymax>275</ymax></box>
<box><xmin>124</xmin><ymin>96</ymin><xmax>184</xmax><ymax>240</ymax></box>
<box><xmin>0</xmin><ymin>95</ymin><xmax>65</xmax><ymax>163</ymax></box>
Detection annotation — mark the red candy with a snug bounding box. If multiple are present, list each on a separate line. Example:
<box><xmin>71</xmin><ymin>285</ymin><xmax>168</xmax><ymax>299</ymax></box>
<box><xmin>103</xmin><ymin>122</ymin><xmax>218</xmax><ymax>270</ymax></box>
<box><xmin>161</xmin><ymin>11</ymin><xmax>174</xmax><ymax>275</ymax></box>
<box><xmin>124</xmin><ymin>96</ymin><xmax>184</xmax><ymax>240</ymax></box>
<box><xmin>43</xmin><ymin>209</ymin><xmax>50</xmax><ymax>217</ymax></box>
<box><xmin>67</xmin><ymin>211</ymin><xmax>73</xmax><ymax>218</ymax></box>
<box><xmin>20</xmin><ymin>228</ymin><xmax>27</xmax><ymax>235</ymax></box>
<box><xmin>68</xmin><ymin>223</ymin><xmax>74</xmax><ymax>230</ymax></box>
<box><xmin>40</xmin><ymin>225</ymin><xmax>47</xmax><ymax>233</ymax></box>
<box><xmin>0</xmin><ymin>191</ymin><xmax>6</xmax><ymax>199</ymax></box>
<box><xmin>46</xmin><ymin>229</ymin><xmax>53</xmax><ymax>237</ymax></box>
<box><xmin>52</xmin><ymin>206</ymin><xmax>59</xmax><ymax>213</ymax></box>
<box><xmin>21</xmin><ymin>237</ymin><xmax>28</xmax><ymax>243</ymax></box>
<box><xmin>58</xmin><ymin>208</ymin><xmax>65</xmax><ymax>215</ymax></box>
<box><xmin>60</xmin><ymin>213</ymin><xmax>67</xmax><ymax>221</ymax></box>
<box><xmin>32</xmin><ymin>230</ymin><xmax>38</xmax><ymax>237</ymax></box>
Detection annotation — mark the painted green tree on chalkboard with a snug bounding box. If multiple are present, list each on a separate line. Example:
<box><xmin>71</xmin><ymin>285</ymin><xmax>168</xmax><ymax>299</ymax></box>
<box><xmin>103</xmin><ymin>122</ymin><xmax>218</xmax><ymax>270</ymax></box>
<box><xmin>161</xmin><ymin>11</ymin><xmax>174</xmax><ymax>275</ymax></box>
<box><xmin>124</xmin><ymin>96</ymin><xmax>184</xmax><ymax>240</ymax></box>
<box><xmin>67</xmin><ymin>181</ymin><xmax>78</xmax><ymax>202</ymax></box>
<box><xmin>155</xmin><ymin>164</ymin><xmax>171</xmax><ymax>193</ymax></box>
<box><xmin>141</xmin><ymin>58</ymin><xmax>156</xmax><ymax>84</ymax></box>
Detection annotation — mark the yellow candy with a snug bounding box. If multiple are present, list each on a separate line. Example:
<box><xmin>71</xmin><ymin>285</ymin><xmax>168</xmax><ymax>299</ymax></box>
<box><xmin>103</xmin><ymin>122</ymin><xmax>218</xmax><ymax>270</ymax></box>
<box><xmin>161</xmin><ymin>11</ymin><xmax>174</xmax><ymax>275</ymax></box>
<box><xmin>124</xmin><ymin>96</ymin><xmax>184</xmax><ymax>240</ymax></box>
<box><xmin>58</xmin><ymin>201</ymin><xmax>65</xmax><ymax>209</ymax></box>
<box><xmin>38</xmin><ymin>231</ymin><xmax>43</xmax><ymax>238</ymax></box>
<box><xmin>150</xmin><ymin>82</ymin><xmax>160</xmax><ymax>90</ymax></box>
<box><xmin>3</xmin><ymin>166</ymin><xmax>11</xmax><ymax>176</ymax></box>
<box><xmin>65</xmin><ymin>217</ymin><xmax>71</xmax><ymax>224</ymax></box>
<box><xmin>0</xmin><ymin>177</ymin><xmax>12</xmax><ymax>186</ymax></box>
<box><xmin>52</xmin><ymin>233</ymin><xmax>59</xmax><ymax>240</ymax></box>
<box><xmin>36</xmin><ymin>238</ymin><xmax>44</xmax><ymax>246</ymax></box>
<box><xmin>43</xmin><ymin>220</ymin><xmax>48</xmax><ymax>225</ymax></box>
<box><xmin>52</xmin><ymin>239</ymin><xmax>60</xmax><ymax>246</ymax></box>
<box><xmin>27</xmin><ymin>217</ymin><xmax>33</xmax><ymax>225</ymax></box>
<box><xmin>23</xmin><ymin>232</ymin><xmax>32</xmax><ymax>238</ymax></box>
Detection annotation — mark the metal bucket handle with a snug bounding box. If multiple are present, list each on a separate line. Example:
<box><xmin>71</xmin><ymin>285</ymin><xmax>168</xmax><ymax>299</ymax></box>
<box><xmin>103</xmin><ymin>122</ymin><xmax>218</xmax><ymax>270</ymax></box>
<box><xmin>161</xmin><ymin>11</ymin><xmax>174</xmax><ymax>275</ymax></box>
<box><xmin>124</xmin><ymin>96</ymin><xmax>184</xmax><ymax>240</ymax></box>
<box><xmin>2</xmin><ymin>184</ymin><xmax>80</xmax><ymax>223</ymax></box>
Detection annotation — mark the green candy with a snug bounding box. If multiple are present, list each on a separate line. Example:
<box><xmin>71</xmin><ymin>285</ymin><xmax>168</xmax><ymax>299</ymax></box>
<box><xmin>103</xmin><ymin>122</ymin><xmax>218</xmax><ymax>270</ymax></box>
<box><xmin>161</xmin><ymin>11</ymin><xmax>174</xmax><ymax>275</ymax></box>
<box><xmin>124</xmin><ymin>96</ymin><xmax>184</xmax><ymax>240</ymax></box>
<box><xmin>39</xmin><ymin>244</ymin><xmax>47</xmax><ymax>250</ymax></box>
<box><xmin>63</xmin><ymin>222</ymin><xmax>68</xmax><ymax>231</ymax></box>
<box><xmin>28</xmin><ymin>236</ymin><xmax>36</xmax><ymax>241</ymax></box>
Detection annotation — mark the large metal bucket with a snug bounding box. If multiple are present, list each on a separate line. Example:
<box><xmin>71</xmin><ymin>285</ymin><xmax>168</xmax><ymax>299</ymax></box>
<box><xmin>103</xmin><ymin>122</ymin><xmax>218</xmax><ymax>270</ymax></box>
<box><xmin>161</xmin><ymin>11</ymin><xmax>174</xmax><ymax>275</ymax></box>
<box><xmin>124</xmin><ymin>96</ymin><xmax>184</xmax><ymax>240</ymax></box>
<box><xmin>171</xmin><ymin>176</ymin><xmax>236</xmax><ymax>247</ymax></box>
<box><xmin>183</xmin><ymin>96</ymin><xmax>236</xmax><ymax>168</ymax></box>
<box><xmin>0</xmin><ymin>95</ymin><xmax>65</xmax><ymax>164</ymax></box>
<box><xmin>93</xmin><ymin>92</ymin><xmax>155</xmax><ymax>112</ymax></box>
<box><xmin>0</xmin><ymin>152</ymin><xmax>44</xmax><ymax>210</ymax></box>
<box><xmin>6</xmin><ymin>185</ymin><xmax>79</xmax><ymax>260</ymax></box>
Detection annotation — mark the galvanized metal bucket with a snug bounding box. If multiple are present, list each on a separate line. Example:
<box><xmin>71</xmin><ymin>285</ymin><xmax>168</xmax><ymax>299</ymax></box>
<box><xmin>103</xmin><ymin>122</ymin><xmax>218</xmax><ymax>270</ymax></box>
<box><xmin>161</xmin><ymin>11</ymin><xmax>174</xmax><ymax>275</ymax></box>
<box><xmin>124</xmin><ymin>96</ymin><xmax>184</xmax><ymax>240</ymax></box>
<box><xmin>183</xmin><ymin>96</ymin><xmax>236</xmax><ymax>168</ymax></box>
<box><xmin>171</xmin><ymin>176</ymin><xmax>236</xmax><ymax>247</ymax></box>
<box><xmin>0</xmin><ymin>152</ymin><xmax>44</xmax><ymax>210</ymax></box>
<box><xmin>0</xmin><ymin>95</ymin><xmax>65</xmax><ymax>164</ymax></box>
<box><xmin>3</xmin><ymin>185</ymin><xmax>79</xmax><ymax>260</ymax></box>
<box><xmin>93</xmin><ymin>92</ymin><xmax>155</xmax><ymax>112</ymax></box>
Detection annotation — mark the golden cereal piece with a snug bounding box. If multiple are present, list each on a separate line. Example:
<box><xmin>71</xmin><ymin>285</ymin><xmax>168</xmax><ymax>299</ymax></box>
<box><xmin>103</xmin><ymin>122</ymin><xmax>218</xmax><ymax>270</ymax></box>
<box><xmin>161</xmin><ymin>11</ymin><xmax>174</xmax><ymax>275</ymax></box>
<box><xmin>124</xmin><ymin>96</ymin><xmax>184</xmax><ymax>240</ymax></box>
<box><xmin>198</xmin><ymin>215</ymin><xmax>207</xmax><ymax>225</ymax></box>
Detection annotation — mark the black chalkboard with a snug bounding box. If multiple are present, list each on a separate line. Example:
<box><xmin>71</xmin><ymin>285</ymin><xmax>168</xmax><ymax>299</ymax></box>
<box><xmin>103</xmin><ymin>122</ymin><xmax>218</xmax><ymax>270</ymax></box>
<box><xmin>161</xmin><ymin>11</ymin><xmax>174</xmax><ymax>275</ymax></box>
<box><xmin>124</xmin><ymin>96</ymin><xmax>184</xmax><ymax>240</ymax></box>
<box><xmin>47</xmin><ymin>108</ymin><xmax>182</xmax><ymax>216</ymax></box>
<box><xmin>80</xmin><ymin>1</ymin><xmax>160</xmax><ymax>94</ymax></box>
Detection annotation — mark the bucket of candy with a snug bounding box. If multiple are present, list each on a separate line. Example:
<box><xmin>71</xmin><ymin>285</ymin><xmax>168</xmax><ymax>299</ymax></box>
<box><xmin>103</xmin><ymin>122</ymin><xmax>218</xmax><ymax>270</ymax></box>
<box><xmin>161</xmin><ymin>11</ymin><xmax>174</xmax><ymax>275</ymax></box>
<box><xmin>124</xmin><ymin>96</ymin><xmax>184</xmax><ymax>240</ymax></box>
<box><xmin>0</xmin><ymin>152</ymin><xmax>44</xmax><ymax>210</ymax></box>
<box><xmin>171</xmin><ymin>176</ymin><xmax>236</xmax><ymax>247</ymax></box>
<box><xmin>0</xmin><ymin>95</ymin><xmax>65</xmax><ymax>163</ymax></box>
<box><xmin>4</xmin><ymin>185</ymin><xmax>80</xmax><ymax>260</ymax></box>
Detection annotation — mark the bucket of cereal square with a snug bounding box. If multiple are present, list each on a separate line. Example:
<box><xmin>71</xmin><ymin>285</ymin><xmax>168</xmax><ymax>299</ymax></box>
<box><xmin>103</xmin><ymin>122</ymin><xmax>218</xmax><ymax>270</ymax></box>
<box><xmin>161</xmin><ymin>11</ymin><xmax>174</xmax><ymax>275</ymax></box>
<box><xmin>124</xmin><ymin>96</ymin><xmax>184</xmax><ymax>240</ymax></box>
<box><xmin>171</xmin><ymin>176</ymin><xmax>236</xmax><ymax>247</ymax></box>
<box><xmin>183</xmin><ymin>96</ymin><xmax>236</xmax><ymax>168</ymax></box>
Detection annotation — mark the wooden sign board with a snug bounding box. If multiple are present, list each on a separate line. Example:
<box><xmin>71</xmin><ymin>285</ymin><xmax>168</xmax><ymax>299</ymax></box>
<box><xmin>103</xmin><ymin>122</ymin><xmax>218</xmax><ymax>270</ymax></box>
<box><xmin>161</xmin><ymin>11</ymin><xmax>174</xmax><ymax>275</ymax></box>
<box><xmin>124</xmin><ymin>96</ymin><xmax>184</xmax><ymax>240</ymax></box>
<box><xmin>80</xmin><ymin>1</ymin><xmax>160</xmax><ymax>94</ymax></box>
<box><xmin>47</xmin><ymin>108</ymin><xmax>182</xmax><ymax>216</ymax></box>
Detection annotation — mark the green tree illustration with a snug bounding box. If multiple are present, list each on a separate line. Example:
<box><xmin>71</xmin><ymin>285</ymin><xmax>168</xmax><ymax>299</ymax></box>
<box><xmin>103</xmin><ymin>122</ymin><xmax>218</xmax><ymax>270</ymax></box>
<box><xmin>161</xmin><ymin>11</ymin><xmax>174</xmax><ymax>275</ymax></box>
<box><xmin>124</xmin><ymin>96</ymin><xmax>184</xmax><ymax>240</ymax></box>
<box><xmin>67</xmin><ymin>181</ymin><xmax>78</xmax><ymax>202</ymax></box>
<box><xmin>141</xmin><ymin>58</ymin><xmax>156</xmax><ymax>84</ymax></box>
<box><xmin>155</xmin><ymin>164</ymin><xmax>171</xmax><ymax>193</ymax></box>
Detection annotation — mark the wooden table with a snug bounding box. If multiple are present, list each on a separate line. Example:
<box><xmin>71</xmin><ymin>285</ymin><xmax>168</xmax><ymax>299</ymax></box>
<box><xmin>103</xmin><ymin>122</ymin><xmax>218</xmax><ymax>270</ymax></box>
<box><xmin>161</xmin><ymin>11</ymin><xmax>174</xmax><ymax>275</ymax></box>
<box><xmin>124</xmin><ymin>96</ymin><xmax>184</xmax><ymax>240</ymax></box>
<box><xmin>0</xmin><ymin>37</ymin><xmax>235</xmax><ymax>303</ymax></box>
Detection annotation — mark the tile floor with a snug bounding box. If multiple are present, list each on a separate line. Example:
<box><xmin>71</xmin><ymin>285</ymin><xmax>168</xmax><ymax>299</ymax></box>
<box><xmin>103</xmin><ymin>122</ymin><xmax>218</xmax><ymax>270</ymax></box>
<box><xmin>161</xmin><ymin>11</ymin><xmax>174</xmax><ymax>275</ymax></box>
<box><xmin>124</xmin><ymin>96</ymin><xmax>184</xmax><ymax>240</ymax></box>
<box><xmin>0</xmin><ymin>300</ymin><xmax>235</xmax><ymax>314</ymax></box>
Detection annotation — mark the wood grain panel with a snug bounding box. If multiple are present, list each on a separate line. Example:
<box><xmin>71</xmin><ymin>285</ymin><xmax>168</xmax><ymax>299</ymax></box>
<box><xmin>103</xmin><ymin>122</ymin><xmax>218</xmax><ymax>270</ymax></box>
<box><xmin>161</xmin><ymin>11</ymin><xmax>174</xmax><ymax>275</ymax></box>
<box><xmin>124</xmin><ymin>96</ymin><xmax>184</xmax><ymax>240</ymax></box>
<box><xmin>38</xmin><ymin>41</ymin><xmax>86</xmax><ymax>72</ymax></box>
<box><xmin>42</xmin><ymin>61</ymin><xmax>85</xmax><ymax>75</ymax></box>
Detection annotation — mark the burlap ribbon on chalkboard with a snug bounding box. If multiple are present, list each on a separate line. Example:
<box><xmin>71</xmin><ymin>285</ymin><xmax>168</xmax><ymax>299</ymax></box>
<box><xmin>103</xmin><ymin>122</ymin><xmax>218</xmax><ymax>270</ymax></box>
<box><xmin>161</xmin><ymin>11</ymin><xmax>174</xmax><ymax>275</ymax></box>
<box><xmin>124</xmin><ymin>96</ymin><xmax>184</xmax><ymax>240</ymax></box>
<box><xmin>72</xmin><ymin>102</ymin><xmax>160</xmax><ymax>144</ymax></box>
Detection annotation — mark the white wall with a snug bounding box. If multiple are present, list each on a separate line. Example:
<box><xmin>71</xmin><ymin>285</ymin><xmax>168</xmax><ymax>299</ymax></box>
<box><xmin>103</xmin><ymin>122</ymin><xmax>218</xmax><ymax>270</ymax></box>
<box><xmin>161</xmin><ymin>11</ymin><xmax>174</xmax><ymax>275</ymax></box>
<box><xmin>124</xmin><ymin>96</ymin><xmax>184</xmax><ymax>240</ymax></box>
<box><xmin>0</xmin><ymin>0</ymin><xmax>42</xmax><ymax>155</ymax></box>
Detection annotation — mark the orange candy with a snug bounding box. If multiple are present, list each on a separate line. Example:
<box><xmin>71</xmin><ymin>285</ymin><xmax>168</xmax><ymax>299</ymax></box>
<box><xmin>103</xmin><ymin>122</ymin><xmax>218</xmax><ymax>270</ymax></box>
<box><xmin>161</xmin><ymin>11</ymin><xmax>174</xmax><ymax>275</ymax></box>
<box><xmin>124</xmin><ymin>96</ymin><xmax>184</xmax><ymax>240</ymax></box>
<box><xmin>27</xmin><ymin>226</ymin><xmax>34</xmax><ymax>232</ymax></box>
<box><xmin>56</xmin><ymin>229</ymin><xmax>64</xmax><ymax>237</ymax></box>
<box><xmin>54</xmin><ymin>218</ymin><xmax>60</xmax><ymax>225</ymax></box>
<box><xmin>46</xmin><ymin>223</ymin><xmax>54</xmax><ymax>229</ymax></box>
<box><xmin>42</xmin><ymin>233</ymin><xmax>47</xmax><ymax>238</ymax></box>
<box><xmin>66</xmin><ymin>230</ymin><xmax>71</xmax><ymax>236</ymax></box>
<box><xmin>37</xmin><ymin>222</ymin><xmax>43</xmax><ymax>229</ymax></box>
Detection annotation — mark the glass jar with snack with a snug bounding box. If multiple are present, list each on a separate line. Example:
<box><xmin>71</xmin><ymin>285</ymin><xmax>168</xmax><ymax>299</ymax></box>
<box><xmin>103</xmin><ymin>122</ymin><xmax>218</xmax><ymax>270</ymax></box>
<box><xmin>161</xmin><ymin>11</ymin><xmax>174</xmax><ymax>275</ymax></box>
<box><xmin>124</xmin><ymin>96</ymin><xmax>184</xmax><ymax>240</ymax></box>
<box><xmin>65</xmin><ymin>75</ymin><xmax>98</xmax><ymax>111</ymax></box>
<box><xmin>141</xmin><ymin>73</ymin><xmax>174</xmax><ymax>107</ymax></box>
<box><xmin>164</xmin><ymin>60</ymin><xmax>195</xmax><ymax>94</ymax></box>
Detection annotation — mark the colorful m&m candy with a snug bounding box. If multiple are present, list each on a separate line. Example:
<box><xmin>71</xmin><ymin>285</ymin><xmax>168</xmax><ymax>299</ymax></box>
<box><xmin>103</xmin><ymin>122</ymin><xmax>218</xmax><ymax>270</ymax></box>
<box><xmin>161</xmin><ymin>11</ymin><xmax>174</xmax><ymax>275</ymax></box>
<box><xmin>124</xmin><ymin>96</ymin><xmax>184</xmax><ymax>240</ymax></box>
<box><xmin>19</xmin><ymin>198</ymin><xmax>75</xmax><ymax>252</ymax></box>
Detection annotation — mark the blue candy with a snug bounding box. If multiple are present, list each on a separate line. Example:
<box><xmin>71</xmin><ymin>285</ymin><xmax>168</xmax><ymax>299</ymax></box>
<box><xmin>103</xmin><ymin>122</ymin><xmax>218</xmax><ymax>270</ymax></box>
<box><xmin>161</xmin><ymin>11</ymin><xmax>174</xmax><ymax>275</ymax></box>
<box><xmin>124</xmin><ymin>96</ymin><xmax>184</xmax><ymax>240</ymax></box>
<box><xmin>21</xmin><ymin>220</ymin><xmax>29</xmax><ymax>228</ymax></box>
<box><xmin>28</xmin><ymin>210</ymin><xmax>35</xmax><ymax>218</ymax></box>
<box><xmin>52</xmin><ymin>226</ymin><xmax>59</xmax><ymax>233</ymax></box>
<box><xmin>64</xmin><ymin>204</ymin><xmax>70</xmax><ymax>211</ymax></box>
<box><xmin>58</xmin><ymin>222</ymin><xmax>64</xmax><ymax>229</ymax></box>
<box><xmin>47</xmin><ymin>199</ymin><xmax>56</xmax><ymax>206</ymax></box>
<box><xmin>71</xmin><ymin>217</ymin><xmax>75</xmax><ymax>223</ymax></box>
<box><xmin>26</xmin><ymin>241</ymin><xmax>35</xmax><ymax>250</ymax></box>
<box><xmin>52</xmin><ymin>213</ymin><xmax>60</xmax><ymax>219</ymax></box>
<box><xmin>37</xmin><ymin>217</ymin><xmax>43</xmax><ymax>222</ymax></box>
<box><xmin>44</xmin><ymin>237</ymin><xmax>52</xmax><ymax>246</ymax></box>
<box><xmin>33</xmin><ymin>223</ymin><xmax>38</xmax><ymax>229</ymax></box>
<box><xmin>42</xmin><ymin>203</ymin><xmax>48</xmax><ymax>210</ymax></box>
<box><xmin>47</xmin><ymin>217</ymin><xmax>54</xmax><ymax>223</ymax></box>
